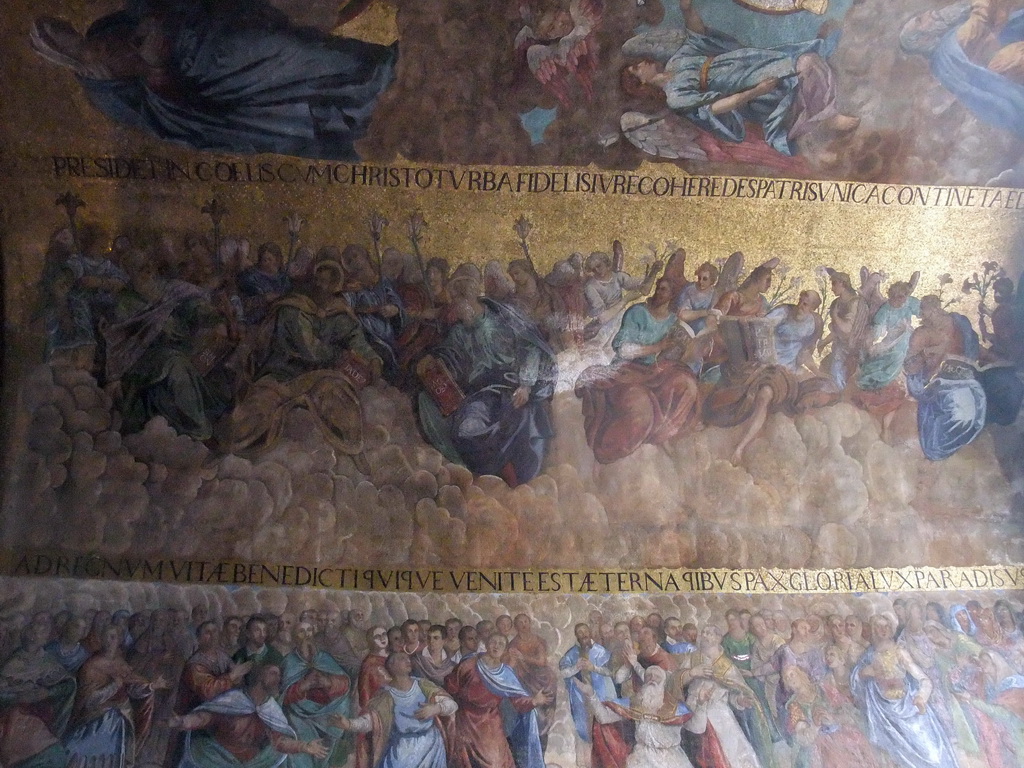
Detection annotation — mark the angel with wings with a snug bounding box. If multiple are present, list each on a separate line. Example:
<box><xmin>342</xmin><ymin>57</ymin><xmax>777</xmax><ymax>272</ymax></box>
<box><xmin>618</xmin><ymin>0</ymin><xmax>858</xmax><ymax>164</ymax></box>
<box><xmin>817</xmin><ymin>268</ymin><xmax>871</xmax><ymax>390</ymax></box>
<box><xmin>515</xmin><ymin>0</ymin><xmax>603</xmax><ymax>109</ymax></box>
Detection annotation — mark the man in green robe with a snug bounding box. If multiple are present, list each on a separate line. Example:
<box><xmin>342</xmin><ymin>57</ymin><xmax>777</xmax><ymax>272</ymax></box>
<box><xmin>169</xmin><ymin>663</ymin><xmax>328</xmax><ymax>768</ymax></box>
<box><xmin>225</xmin><ymin>259</ymin><xmax>382</xmax><ymax>464</ymax></box>
<box><xmin>280</xmin><ymin>620</ymin><xmax>353</xmax><ymax>768</ymax></box>
<box><xmin>103</xmin><ymin>249</ymin><xmax>232</xmax><ymax>441</ymax></box>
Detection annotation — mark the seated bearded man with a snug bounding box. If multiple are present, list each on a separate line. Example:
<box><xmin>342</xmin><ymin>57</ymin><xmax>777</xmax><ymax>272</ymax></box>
<box><xmin>416</xmin><ymin>270</ymin><xmax>557</xmax><ymax>487</ymax></box>
<box><xmin>224</xmin><ymin>259</ymin><xmax>382</xmax><ymax>469</ymax></box>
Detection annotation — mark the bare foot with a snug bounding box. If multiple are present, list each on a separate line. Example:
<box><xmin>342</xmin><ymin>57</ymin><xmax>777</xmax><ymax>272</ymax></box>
<box><xmin>825</xmin><ymin>114</ymin><xmax>860</xmax><ymax>134</ymax></box>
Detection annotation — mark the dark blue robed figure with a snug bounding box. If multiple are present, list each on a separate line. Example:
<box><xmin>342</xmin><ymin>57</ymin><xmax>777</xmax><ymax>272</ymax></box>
<box><xmin>69</xmin><ymin>0</ymin><xmax>397</xmax><ymax>160</ymax></box>
<box><xmin>418</xmin><ymin>297</ymin><xmax>557</xmax><ymax>487</ymax></box>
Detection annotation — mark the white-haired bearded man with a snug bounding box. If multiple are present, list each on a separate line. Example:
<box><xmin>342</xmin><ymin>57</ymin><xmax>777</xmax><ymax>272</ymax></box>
<box><xmin>583</xmin><ymin>664</ymin><xmax>697</xmax><ymax>768</ymax></box>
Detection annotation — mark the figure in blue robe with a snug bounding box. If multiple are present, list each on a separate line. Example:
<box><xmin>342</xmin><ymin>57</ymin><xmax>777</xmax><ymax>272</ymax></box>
<box><xmin>418</xmin><ymin>297</ymin><xmax>556</xmax><ymax>487</ymax></box>
<box><xmin>474</xmin><ymin>656</ymin><xmax>546</xmax><ymax>768</ymax></box>
<box><xmin>850</xmin><ymin>644</ymin><xmax>960</xmax><ymax>768</ymax></box>
<box><xmin>559</xmin><ymin>637</ymin><xmax>616</xmax><ymax>744</ymax></box>
<box><xmin>901</xmin><ymin>2</ymin><xmax>1024</xmax><ymax>140</ymax></box>
<box><xmin>659</xmin><ymin>29</ymin><xmax>840</xmax><ymax>157</ymax></box>
<box><xmin>32</xmin><ymin>0</ymin><xmax>396</xmax><ymax>160</ymax></box>
<box><xmin>906</xmin><ymin>311</ymin><xmax>987</xmax><ymax>461</ymax></box>
<box><xmin>344</xmin><ymin>279</ymin><xmax>407</xmax><ymax>384</ymax></box>
<box><xmin>238</xmin><ymin>267</ymin><xmax>291</xmax><ymax>326</ymax></box>
<box><xmin>858</xmin><ymin>294</ymin><xmax>922</xmax><ymax>391</ymax></box>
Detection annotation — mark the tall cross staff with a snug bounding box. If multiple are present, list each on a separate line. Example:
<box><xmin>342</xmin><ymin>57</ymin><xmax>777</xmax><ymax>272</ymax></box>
<box><xmin>56</xmin><ymin>191</ymin><xmax>85</xmax><ymax>253</ymax></box>
<box><xmin>406</xmin><ymin>210</ymin><xmax>435</xmax><ymax>307</ymax></box>
<box><xmin>201</xmin><ymin>198</ymin><xmax>227</xmax><ymax>256</ymax></box>
<box><xmin>284</xmin><ymin>212</ymin><xmax>305</xmax><ymax>265</ymax></box>
<box><xmin>513</xmin><ymin>214</ymin><xmax>539</xmax><ymax>278</ymax></box>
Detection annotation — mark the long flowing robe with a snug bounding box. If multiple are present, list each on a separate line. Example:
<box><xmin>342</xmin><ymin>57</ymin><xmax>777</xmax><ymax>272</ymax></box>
<box><xmin>822</xmin><ymin>293</ymin><xmax>868</xmax><ymax>391</ymax></box>
<box><xmin>681</xmin><ymin>650</ymin><xmax>776</xmax><ymax>768</ymax></box>
<box><xmin>347</xmin><ymin>679</ymin><xmax>456</xmax><ymax>768</ymax></box>
<box><xmin>705</xmin><ymin>295</ymin><xmax>835</xmax><ymax>426</ymax></box>
<box><xmin>238</xmin><ymin>268</ymin><xmax>291</xmax><ymax>326</ymax></box>
<box><xmin>660</xmin><ymin>29</ymin><xmax>840</xmax><ymax>156</ymax></box>
<box><xmin>344</xmin><ymin>279</ymin><xmax>407</xmax><ymax>384</ymax></box>
<box><xmin>598</xmin><ymin>697</ymin><xmax>695</xmax><ymax>768</ymax></box>
<box><xmin>583</xmin><ymin>272</ymin><xmax>647</xmax><ymax>346</ymax></box>
<box><xmin>281</xmin><ymin>649</ymin><xmax>352</xmax><ymax>768</ymax></box>
<box><xmin>575</xmin><ymin>303</ymin><xmax>701</xmax><ymax>463</ymax></box>
<box><xmin>178</xmin><ymin>689</ymin><xmax>305</xmax><ymax>768</ymax></box>
<box><xmin>167</xmin><ymin>648</ymin><xmax>238</xmax><ymax>768</ymax></box>
<box><xmin>104</xmin><ymin>279</ymin><xmax>230</xmax><ymax>439</ymax></box>
<box><xmin>561</xmin><ymin>643</ymin><xmax>629</xmax><ymax>768</ymax></box>
<box><xmin>723</xmin><ymin>633</ymin><xmax>783</xmax><ymax>747</ymax></box>
<box><xmin>506</xmin><ymin>633</ymin><xmax>557</xmax><ymax>750</ymax></box>
<box><xmin>356</xmin><ymin>654</ymin><xmax>389</xmax><ymax>768</ymax></box>
<box><xmin>66</xmin><ymin>654</ymin><xmax>156</xmax><ymax>768</ymax></box>
<box><xmin>917</xmin><ymin>6</ymin><xmax>1024</xmax><ymax>139</ymax></box>
<box><xmin>58</xmin><ymin>253</ymin><xmax>128</xmax><ymax>350</ymax></box>
<box><xmin>766</xmin><ymin>306</ymin><xmax>819</xmax><ymax>373</ymax></box>
<box><xmin>444</xmin><ymin>656</ymin><xmax>544</xmax><ymax>768</ymax></box>
<box><xmin>79</xmin><ymin>0</ymin><xmax>397</xmax><ymax>160</ymax></box>
<box><xmin>682</xmin><ymin>671</ymin><xmax>762</xmax><ymax>768</ymax></box>
<box><xmin>849</xmin><ymin>646</ymin><xmax>959</xmax><ymax>768</ymax></box>
<box><xmin>750</xmin><ymin>634</ymin><xmax>786</xmax><ymax>725</ymax></box>
<box><xmin>418</xmin><ymin>299</ymin><xmax>557</xmax><ymax>486</ymax></box>
<box><xmin>856</xmin><ymin>298</ymin><xmax>922</xmax><ymax>391</ymax></box>
<box><xmin>906</xmin><ymin>315</ymin><xmax>987</xmax><ymax>460</ymax></box>
<box><xmin>896</xmin><ymin>630</ymin><xmax>963</xmax><ymax>754</ymax></box>
<box><xmin>560</xmin><ymin>643</ymin><xmax>617</xmax><ymax>743</ymax></box>
<box><xmin>226</xmin><ymin>293</ymin><xmax>380</xmax><ymax>456</ymax></box>
<box><xmin>784</xmin><ymin>689</ymin><xmax>881</xmax><ymax>768</ymax></box>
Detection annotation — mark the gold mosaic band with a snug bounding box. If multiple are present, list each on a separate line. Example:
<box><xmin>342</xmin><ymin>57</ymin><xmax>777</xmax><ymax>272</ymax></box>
<box><xmin>4</xmin><ymin>551</ymin><xmax>1022</xmax><ymax>595</ymax></box>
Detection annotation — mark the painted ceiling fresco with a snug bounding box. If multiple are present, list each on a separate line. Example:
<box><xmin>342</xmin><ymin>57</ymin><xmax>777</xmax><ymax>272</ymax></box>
<box><xmin>0</xmin><ymin>2</ymin><xmax>1022</xmax><ymax>767</ymax></box>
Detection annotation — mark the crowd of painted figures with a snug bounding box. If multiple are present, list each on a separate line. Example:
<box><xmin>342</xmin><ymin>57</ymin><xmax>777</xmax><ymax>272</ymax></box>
<box><xmin>1</xmin><ymin>597</ymin><xmax>1023</xmax><ymax>768</ymax></box>
<box><xmin>38</xmin><ymin>217</ymin><xmax>1024</xmax><ymax>482</ymax></box>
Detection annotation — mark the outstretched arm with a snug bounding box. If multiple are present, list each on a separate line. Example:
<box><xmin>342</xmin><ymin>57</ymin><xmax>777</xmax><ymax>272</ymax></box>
<box><xmin>680</xmin><ymin>0</ymin><xmax>706</xmax><ymax>35</ymax></box>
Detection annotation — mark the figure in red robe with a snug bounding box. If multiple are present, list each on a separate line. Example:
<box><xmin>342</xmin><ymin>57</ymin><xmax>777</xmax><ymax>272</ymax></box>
<box><xmin>576</xmin><ymin>278</ymin><xmax>710</xmax><ymax>463</ymax></box>
<box><xmin>445</xmin><ymin>634</ymin><xmax>551</xmax><ymax>768</ymax></box>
